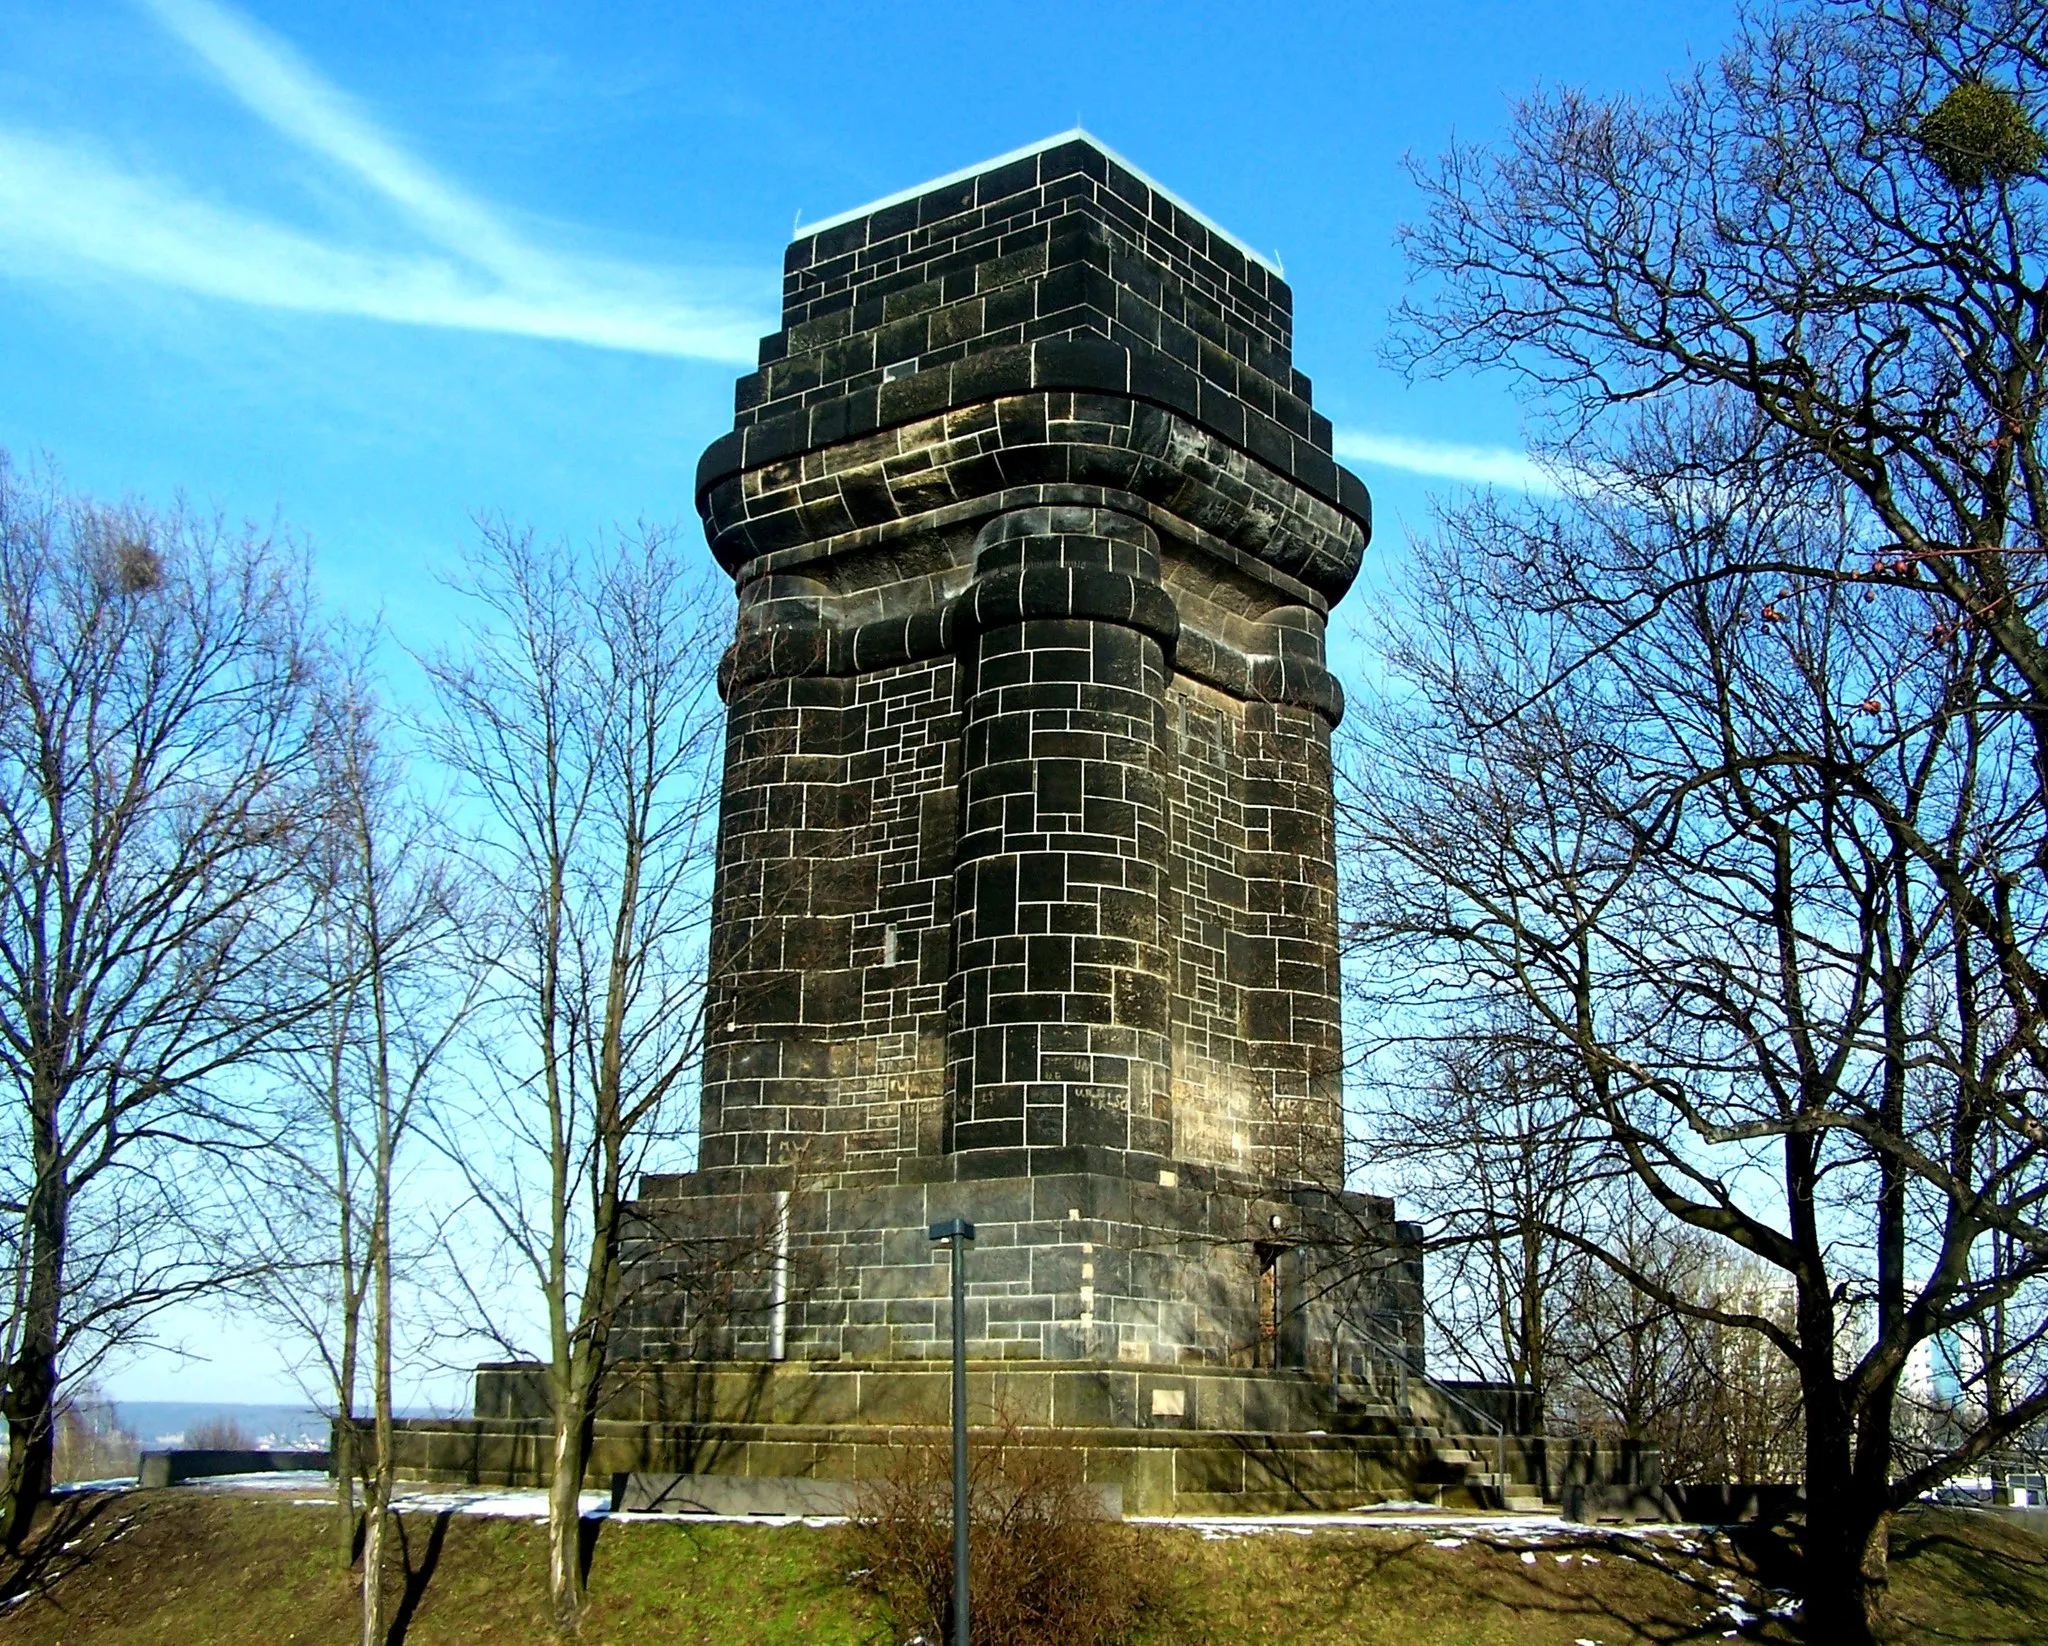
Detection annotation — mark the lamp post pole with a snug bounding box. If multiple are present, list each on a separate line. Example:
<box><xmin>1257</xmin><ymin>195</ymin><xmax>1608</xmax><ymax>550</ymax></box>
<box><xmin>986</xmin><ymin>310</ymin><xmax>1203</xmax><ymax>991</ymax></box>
<box><xmin>928</xmin><ymin>1215</ymin><xmax>976</xmax><ymax>1646</ymax></box>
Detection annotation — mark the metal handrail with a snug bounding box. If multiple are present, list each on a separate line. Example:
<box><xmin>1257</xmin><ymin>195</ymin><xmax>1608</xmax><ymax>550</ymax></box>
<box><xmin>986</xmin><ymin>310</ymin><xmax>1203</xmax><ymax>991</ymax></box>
<box><xmin>1330</xmin><ymin>1315</ymin><xmax>1509</xmax><ymax>1486</ymax></box>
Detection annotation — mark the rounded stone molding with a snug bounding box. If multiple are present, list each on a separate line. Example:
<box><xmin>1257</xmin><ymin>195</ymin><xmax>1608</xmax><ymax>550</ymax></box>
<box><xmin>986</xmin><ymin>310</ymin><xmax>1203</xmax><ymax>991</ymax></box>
<box><xmin>699</xmin><ymin>394</ymin><xmax>1367</xmax><ymax>604</ymax></box>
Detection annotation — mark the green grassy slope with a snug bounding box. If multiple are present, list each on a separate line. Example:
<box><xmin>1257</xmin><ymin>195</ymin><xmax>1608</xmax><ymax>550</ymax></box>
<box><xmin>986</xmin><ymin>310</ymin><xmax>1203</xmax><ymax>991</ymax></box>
<box><xmin>1</xmin><ymin>1490</ymin><xmax>2042</xmax><ymax>1645</ymax></box>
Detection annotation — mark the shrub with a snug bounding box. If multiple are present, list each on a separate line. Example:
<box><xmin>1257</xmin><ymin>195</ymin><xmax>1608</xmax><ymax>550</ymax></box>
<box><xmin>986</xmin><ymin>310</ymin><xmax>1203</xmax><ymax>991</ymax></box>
<box><xmin>853</xmin><ymin>1419</ymin><xmax>1156</xmax><ymax>1646</ymax></box>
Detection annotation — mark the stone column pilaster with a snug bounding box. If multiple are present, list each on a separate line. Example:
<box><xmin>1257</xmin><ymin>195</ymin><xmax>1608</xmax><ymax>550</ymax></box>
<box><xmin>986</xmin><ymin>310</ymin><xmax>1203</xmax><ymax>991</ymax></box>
<box><xmin>946</xmin><ymin>506</ymin><xmax>1179</xmax><ymax>1161</ymax></box>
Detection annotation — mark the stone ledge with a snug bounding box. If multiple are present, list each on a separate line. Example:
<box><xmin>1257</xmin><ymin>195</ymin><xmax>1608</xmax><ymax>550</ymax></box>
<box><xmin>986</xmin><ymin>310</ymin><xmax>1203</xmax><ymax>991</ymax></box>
<box><xmin>474</xmin><ymin>1358</ymin><xmax>1405</xmax><ymax>1434</ymax></box>
<box><xmin>366</xmin><ymin>1408</ymin><xmax>1651</xmax><ymax>1516</ymax></box>
<box><xmin>699</xmin><ymin>338</ymin><xmax>1367</xmax><ymax>535</ymax></box>
<box><xmin>716</xmin><ymin>563</ymin><xmax>1345</xmax><ymax>723</ymax></box>
<box><xmin>696</xmin><ymin>345</ymin><xmax>1368</xmax><ymax>552</ymax></box>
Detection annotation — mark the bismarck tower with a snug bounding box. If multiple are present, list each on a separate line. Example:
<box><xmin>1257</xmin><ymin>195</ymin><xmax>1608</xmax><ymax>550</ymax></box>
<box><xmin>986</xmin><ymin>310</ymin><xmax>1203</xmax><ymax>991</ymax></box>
<box><xmin>420</xmin><ymin>136</ymin><xmax>1622</xmax><ymax>1515</ymax></box>
<box><xmin>632</xmin><ymin>129</ymin><xmax>1409</xmax><ymax>1364</ymax></box>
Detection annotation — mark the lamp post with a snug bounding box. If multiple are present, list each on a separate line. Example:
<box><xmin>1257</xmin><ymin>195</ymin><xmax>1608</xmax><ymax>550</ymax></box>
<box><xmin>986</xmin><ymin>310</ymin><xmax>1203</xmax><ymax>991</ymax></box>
<box><xmin>928</xmin><ymin>1215</ymin><xmax>975</xmax><ymax>1646</ymax></box>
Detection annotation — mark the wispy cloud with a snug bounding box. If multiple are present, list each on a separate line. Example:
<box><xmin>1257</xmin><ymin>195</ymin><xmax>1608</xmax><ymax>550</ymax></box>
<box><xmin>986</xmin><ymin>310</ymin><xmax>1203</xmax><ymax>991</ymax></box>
<box><xmin>0</xmin><ymin>0</ymin><xmax>767</xmax><ymax>361</ymax></box>
<box><xmin>1333</xmin><ymin>429</ymin><xmax>1567</xmax><ymax>496</ymax></box>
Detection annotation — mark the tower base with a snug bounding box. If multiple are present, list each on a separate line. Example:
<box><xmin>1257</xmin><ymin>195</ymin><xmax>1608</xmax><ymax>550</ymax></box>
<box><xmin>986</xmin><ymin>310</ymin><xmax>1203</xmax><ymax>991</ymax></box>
<box><xmin>379</xmin><ymin>1358</ymin><xmax>1656</xmax><ymax>1515</ymax></box>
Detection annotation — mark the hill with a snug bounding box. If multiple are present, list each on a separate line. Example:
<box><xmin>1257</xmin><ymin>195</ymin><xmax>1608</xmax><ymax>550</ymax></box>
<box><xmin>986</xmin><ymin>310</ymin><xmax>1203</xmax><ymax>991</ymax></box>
<box><xmin>0</xmin><ymin>1488</ymin><xmax>2043</xmax><ymax>1644</ymax></box>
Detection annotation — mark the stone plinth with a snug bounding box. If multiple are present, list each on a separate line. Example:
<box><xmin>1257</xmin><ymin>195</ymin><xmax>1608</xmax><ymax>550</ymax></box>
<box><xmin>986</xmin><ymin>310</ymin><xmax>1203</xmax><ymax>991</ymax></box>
<box><xmin>381</xmin><ymin>1359</ymin><xmax>1658</xmax><ymax>1516</ymax></box>
<box><xmin>614</xmin><ymin>1154</ymin><xmax>1418</xmax><ymax>1372</ymax></box>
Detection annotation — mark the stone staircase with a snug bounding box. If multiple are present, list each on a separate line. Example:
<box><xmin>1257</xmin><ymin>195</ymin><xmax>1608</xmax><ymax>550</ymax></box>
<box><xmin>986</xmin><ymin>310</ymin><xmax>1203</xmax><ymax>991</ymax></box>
<box><xmin>1327</xmin><ymin>1378</ymin><xmax>1545</xmax><ymax>1512</ymax></box>
<box><xmin>1466</xmin><ymin>1471</ymin><xmax>1548</xmax><ymax>1513</ymax></box>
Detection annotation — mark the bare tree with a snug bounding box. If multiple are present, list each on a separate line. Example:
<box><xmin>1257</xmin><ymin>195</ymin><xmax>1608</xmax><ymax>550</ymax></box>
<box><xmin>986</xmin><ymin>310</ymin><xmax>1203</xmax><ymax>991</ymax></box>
<box><xmin>48</xmin><ymin>1380</ymin><xmax>137</xmax><ymax>1485</ymax></box>
<box><xmin>1344</xmin><ymin>396</ymin><xmax>2048</xmax><ymax>1641</ymax></box>
<box><xmin>1548</xmin><ymin>1209</ymin><xmax>1807</xmax><ymax>1484</ymax></box>
<box><xmin>1376</xmin><ymin>4</ymin><xmax>2048</xmax><ymax>1632</ymax></box>
<box><xmin>229</xmin><ymin>660</ymin><xmax>470</xmax><ymax>1646</ymax></box>
<box><xmin>1355</xmin><ymin>1018</ymin><xmax>1594</xmax><ymax>1405</ymax></box>
<box><xmin>1351</xmin><ymin>1015</ymin><xmax>1807</xmax><ymax>1476</ymax></box>
<box><xmin>422</xmin><ymin>521</ymin><xmax>727</xmax><ymax>1630</ymax></box>
<box><xmin>0</xmin><ymin>457</ymin><xmax>334</xmax><ymax>1548</ymax></box>
<box><xmin>1396</xmin><ymin>0</ymin><xmax>2048</xmax><ymax>796</ymax></box>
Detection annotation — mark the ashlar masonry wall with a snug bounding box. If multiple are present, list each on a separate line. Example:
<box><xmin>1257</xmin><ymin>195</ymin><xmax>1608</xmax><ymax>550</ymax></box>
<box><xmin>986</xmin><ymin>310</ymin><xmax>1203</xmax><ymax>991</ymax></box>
<box><xmin>695</xmin><ymin>524</ymin><xmax>1347</xmax><ymax>1188</ymax></box>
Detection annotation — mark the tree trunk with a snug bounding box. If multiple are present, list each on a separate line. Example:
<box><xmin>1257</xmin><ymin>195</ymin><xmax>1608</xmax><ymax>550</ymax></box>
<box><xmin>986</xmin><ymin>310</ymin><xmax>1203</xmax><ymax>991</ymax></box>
<box><xmin>545</xmin><ymin>1386</ymin><xmax>593</xmax><ymax>1632</ymax></box>
<box><xmin>360</xmin><ymin>1241</ymin><xmax>392</xmax><ymax>1646</ymax></box>
<box><xmin>360</xmin><ymin>1480</ymin><xmax>388</xmax><ymax>1646</ymax></box>
<box><xmin>2</xmin><ymin>1130</ymin><xmax>67</xmax><ymax>1553</ymax></box>
<box><xmin>1803</xmin><ymin>1492</ymin><xmax>1891</xmax><ymax>1646</ymax></box>
<box><xmin>362</xmin><ymin>1090</ymin><xmax>395</xmax><ymax>1646</ymax></box>
<box><xmin>332</xmin><ymin>1033</ymin><xmax>362</xmax><ymax>1570</ymax></box>
<box><xmin>0</xmin><ymin>1336</ymin><xmax>57</xmax><ymax>1553</ymax></box>
<box><xmin>333</xmin><ymin>1403</ymin><xmax>359</xmax><ymax>1566</ymax></box>
<box><xmin>1801</xmin><ymin>1362</ymin><xmax>1892</xmax><ymax>1646</ymax></box>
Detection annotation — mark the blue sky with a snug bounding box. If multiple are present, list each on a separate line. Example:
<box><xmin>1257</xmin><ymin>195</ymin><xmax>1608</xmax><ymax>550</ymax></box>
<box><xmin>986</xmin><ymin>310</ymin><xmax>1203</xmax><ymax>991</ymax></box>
<box><xmin>0</xmin><ymin>0</ymin><xmax>1739</xmax><ymax>1402</ymax></box>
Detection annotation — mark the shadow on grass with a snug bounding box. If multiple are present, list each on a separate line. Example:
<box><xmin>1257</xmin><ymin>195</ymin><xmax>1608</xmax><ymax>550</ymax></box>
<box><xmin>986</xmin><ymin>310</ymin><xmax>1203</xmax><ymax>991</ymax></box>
<box><xmin>0</xmin><ymin>1489</ymin><xmax>131</xmax><ymax>1609</ymax></box>
<box><xmin>1316</xmin><ymin>1524</ymin><xmax>1802</xmax><ymax>1645</ymax></box>
<box><xmin>1884</xmin><ymin>1509</ymin><xmax>2048</xmax><ymax>1642</ymax></box>
<box><xmin>1312</xmin><ymin>1512</ymin><xmax>2048</xmax><ymax>1646</ymax></box>
<box><xmin>376</xmin><ymin>1505</ymin><xmax>620</xmax><ymax>1642</ymax></box>
<box><xmin>385</xmin><ymin>1508</ymin><xmax>453</xmax><ymax>1646</ymax></box>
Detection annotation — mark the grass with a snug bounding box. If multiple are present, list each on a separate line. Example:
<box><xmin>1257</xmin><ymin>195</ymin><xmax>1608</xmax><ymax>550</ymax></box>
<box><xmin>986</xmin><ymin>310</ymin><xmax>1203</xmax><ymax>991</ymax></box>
<box><xmin>0</xmin><ymin>1488</ymin><xmax>2042</xmax><ymax>1645</ymax></box>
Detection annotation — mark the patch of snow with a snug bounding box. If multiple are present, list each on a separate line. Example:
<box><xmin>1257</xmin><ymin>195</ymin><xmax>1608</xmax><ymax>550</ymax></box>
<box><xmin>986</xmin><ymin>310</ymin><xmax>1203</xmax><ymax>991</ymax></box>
<box><xmin>1520</xmin><ymin>1550</ymin><xmax>1537</xmax><ymax>1564</ymax></box>
<box><xmin>1429</xmin><ymin>1537</ymin><xmax>1465</xmax><ymax>1548</ymax></box>
<box><xmin>1134</xmin><ymin>1511</ymin><xmax>1579</xmax><ymax>1534</ymax></box>
<box><xmin>601</xmin><ymin>1510</ymin><xmax>849</xmax><ymax>1527</ymax></box>
<box><xmin>387</xmin><ymin>1488</ymin><xmax>610</xmax><ymax>1520</ymax></box>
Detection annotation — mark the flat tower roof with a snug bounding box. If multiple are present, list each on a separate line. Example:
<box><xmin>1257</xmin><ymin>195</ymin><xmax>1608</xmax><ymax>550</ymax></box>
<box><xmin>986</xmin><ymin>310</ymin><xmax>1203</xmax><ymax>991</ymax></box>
<box><xmin>796</xmin><ymin>129</ymin><xmax>1283</xmax><ymax>278</ymax></box>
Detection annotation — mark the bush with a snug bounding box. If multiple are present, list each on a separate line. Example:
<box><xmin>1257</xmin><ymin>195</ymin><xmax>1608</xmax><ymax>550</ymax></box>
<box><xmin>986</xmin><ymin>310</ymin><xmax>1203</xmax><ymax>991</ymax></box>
<box><xmin>853</xmin><ymin>1420</ymin><xmax>1157</xmax><ymax>1646</ymax></box>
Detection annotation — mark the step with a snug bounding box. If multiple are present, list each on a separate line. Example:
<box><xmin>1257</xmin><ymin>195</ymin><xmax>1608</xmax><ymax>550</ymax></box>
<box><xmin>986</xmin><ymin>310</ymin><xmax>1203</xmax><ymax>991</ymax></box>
<box><xmin>1331</xmin><ymin>1416</ymin><xmax>1409</xmax><ymax>1439</ymax></box>
<box><xmin>1331</xmin><ymin>1396</ymin><xmax>1403</xmax><ymax>1421</ymax></box>
<box><xmin>1466</xmin><ymin>1473</ymin><xmax>1549</xmax><ymax>1512</ymax></box>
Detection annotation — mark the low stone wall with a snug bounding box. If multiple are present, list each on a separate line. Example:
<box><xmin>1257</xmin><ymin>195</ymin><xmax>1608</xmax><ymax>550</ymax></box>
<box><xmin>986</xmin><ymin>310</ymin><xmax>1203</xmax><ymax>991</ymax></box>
<box><xmin>373</xmin><ymin>1415</ymin><xmax>1515</xmax><ymax>1515</ymax></box>
<box><xmin>138</xmin><ymin>1449</ymin><xmax>331</xmax><ymax>1487</ymax></box>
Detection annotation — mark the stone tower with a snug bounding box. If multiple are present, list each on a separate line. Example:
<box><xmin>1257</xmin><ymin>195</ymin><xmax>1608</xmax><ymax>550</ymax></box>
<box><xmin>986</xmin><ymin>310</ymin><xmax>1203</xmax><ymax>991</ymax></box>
<box><xmin>612</xmin><ymin>131</ymin><xmax>1418</xmax><ymax>1377</ymax></box>
<box><xmin>389</xmin><ymin>139</ymin><xmax>1657</xmax><ymax>1515</ymax></box>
